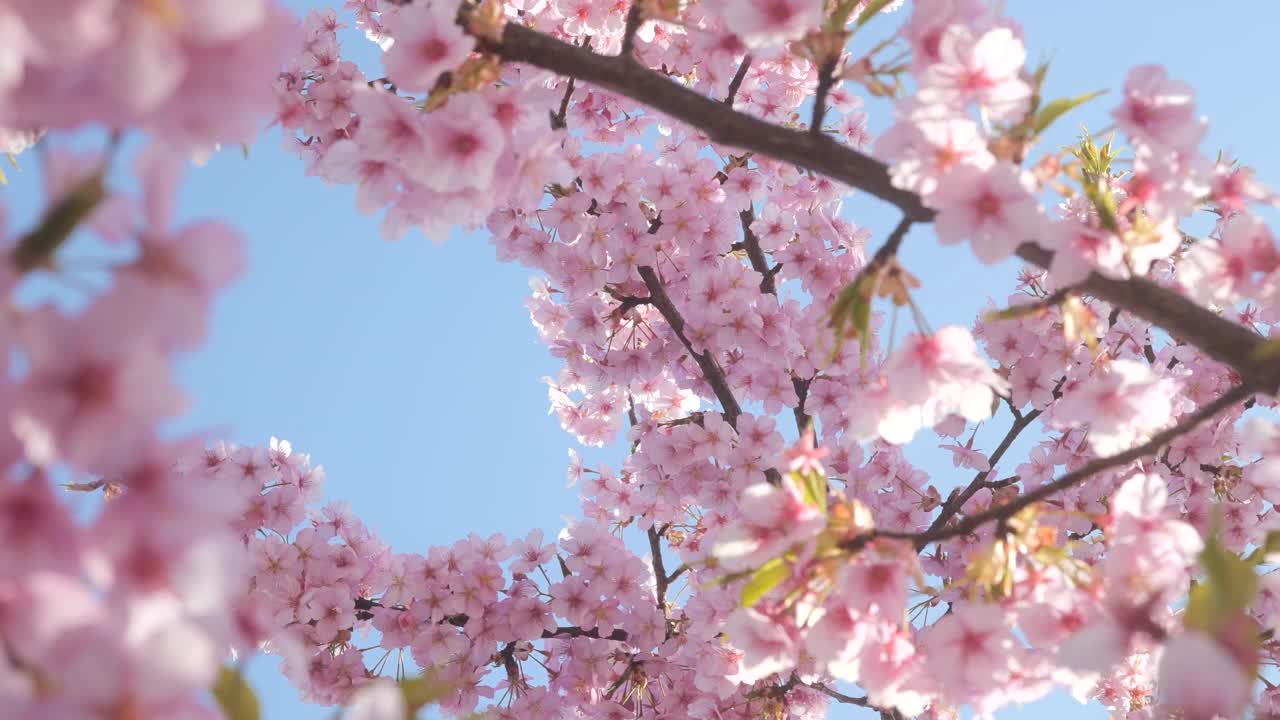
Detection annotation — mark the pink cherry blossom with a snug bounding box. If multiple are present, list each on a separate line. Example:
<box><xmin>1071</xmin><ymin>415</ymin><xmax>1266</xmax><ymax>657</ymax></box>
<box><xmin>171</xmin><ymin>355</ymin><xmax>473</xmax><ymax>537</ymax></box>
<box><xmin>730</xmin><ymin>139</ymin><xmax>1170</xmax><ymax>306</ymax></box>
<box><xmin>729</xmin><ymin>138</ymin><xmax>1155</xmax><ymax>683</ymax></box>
<box><xmin>413</xmin><ymin>95</ymin><xmax>505</xmax><ymax>193</ymax></box>
<box><xmin>12</xmin><ymin>305</ymin><xmax>185</xmax><ymax>471</ymax></box>
<box><xmin>705</xmin><ymin>0</ymin><xmax>823</xmax><ymax>49</ymax></box>
<box><xmin>1041</xmin><ymin>218</ymin><xmax>1129</xmax><ymax>285</ymax></box>
<box><xmin>1157</xmin><ymin>631</ymin><xmax>1251</xmax><ymax>720</ymax></box>
<box><xmin>724</xmin><ymin>607</ymin><xmax>797</xmax><ymax>684</ymax></box>
<box><xmin>711</xmin><ymin>481</ymin><xmax>824</xmax><ymax>572</ymax></box>
<box><xmin>919</xmin><ymin>25</ymin><xmax>1032</xmax><ymax>122</ymax></box>
<box><xmin>0</xmin><ymin>2</ymin><xmax>1276</xmax><ymax>719</ymax></box>
<box><xmin>922</xmin><ymin>604</ymin><xmax>1016</xmax><ymax>704</ymax></box>
<box><xmin>877</xmin><ymin>109</ymin><xmax>994</xmax><ymax>198</ymax></box>
<box><xmin>1112</xmin><ymin>64</ymin><xmax>1206</xmax><ymax>151</ymax></box>
<box><xmin>932</xmin><ymin>162</ymin><xmax>1043</xmax><ymax>264</ymax></box>
<box><xmin>1051</xmin><ymin>360</ymin><xmax>1175</xmax><ymax>456</ymax></box>
<box><xmin>855</xmin><ymin>326</ymin><xmax>1007</xmax><ymax>444</ymax></box>
<box><xmin>1180</xmin><ymin>213</ymin><xmax>1280</xmax><ymax>306</ymax></box>
<box><xmin>382</xmin><ymin>2</ymin><xmax>474</xmax><ymax>93</ymax></box>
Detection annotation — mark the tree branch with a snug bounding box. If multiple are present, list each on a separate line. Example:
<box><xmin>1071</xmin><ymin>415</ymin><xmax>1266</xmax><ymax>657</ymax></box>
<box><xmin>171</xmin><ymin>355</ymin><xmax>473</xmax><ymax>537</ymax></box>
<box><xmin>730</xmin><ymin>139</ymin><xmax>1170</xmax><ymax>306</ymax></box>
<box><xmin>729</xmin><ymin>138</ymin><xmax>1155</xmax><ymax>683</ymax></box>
<box><xmin>925</xmin><ymin>407</ymin><xmax>1043</xmax><ymax>533</ymax></box>
<box><xmin>738</xmin><ymin>207</ymin><xmax>814</xmax><ymax>431</ymax></box>
<box><xmin>810</xmin><ymin>59</ymin><xmax>839</xmax><ymax>134</ymax></box>
<box><xmin>619</xmin><ymin>4</ymin><xmax>643</xmax><ymax>57</ymax></box>
<box><xmin>487</xmin><ymin>21</ymin><xmax>1280</xmax><ymax>393</ymax></box>
<box><xmin>665</xmin><ymin>563</ymin><xmax>688</xmax><ymax>586</ymax></box>
<box><xmin>542</xmin><ymin>625</ymin><xmax>630</xmax><ymax>642</ymax></box>
<box><xmin>638</xmin><ymin>264</ymin><xmax>784</xmax><ymax>484</ymax></box>
<box><xmin>549</xmin><ymin>77</ymin><xmax>576</xmax><ymax>130</ymax></box>
<box><xmin>739</xmin><ymin>208</ymin><xmax>776</xmax><ymax>295</ymax></box>
<box><xmin>725</xmin><ymin>55</ymin><xmax>752</xmax><ymax>106</ymax></box>
<box><xmin>804</xmin><ymin>681</ymin><xmax>869</xmax><ymax>707</ymax></box>
<box><xmin>862</xmin><ymin>383</ymin><xmax>1254</xmax><ymax>550</ymax></box>
<box><xmin>648</xmin><ymin>526</ymin><xmax>670</xmax><ymax>612</ymax></box>
<box><xmin>638</xmin><ymin>265</ymin><xmax>743</xmax><ymax>426</ymax></box>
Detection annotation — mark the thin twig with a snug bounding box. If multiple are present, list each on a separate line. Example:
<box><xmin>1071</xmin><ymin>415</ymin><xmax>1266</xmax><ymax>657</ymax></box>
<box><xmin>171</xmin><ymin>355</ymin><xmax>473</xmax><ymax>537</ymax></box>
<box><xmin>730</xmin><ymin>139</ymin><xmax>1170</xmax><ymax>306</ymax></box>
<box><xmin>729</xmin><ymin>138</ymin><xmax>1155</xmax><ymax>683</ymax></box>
<box><xmin>738</xmin><ymin>207</ymin><xmax>814</xmax><ymax>431</ymax></box>
<box><xmin>810</xmin><ymin>59</ymin><xmax>839</xmax><ymax>134</ymax></box>
<box><xmin>620</xmin><ymin>4</ymin><xmax>643</xmax><ymax>57</ymax></box>
<box><xmin>725</xmin><ymin>55</ymin><xmax>752</xmax><ymax>105</ymax></box>
<box><xmin>858</xmin><ymin>383</ymin><xmax>1254</xmax><ymax>550</ymax></box>
<box><xmin>739</xmin><ymin>208</ymin><xmax>775</xmax><ymax>294</ymax></box>
<box><xmin>803</xmin><ymin>681</ymin><xmax>870</xmax><ymax>707</ymax></box>
<box><xmin>926</xmin><ymin>407</ymin><xmax>1042</xmax><ymax>533</ymax></box>
<box><xmin>549</xmin><ymin>77</ymin><xmax>576</xmax><ymax>130</ymax></box>
<box><xmin>648</xmin><ymin>526</ymin><xmax>670</xmax><ymax>613</ymax></box>
<box><xmin>541</xmin><ymin>625</ymin><xmax>630</xmax><ymax>642</ymax></box>
<box><xmin>638</xmin><ymin>264</ymin><xmax>783</xmax><ymax>484</ymax></box>
<box><xmin>638</xmin><ymin>265</ymin><xmax>742</xmax><ymax>426</ymax></box>
<box><xmin>665</xmin><ymin>564</ymin><xmax>688</xmax><ymax>586</ymax></box>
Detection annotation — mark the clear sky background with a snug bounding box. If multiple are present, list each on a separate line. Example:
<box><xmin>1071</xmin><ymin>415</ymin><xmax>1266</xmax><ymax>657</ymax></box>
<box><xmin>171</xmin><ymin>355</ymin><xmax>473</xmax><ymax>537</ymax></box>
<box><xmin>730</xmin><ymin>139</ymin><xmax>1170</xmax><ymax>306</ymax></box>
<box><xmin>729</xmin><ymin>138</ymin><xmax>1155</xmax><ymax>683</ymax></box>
<box><xmin>9</xmin><ymin>1</ymin><xmax>1280</xmax><ymax>718</ymax></box>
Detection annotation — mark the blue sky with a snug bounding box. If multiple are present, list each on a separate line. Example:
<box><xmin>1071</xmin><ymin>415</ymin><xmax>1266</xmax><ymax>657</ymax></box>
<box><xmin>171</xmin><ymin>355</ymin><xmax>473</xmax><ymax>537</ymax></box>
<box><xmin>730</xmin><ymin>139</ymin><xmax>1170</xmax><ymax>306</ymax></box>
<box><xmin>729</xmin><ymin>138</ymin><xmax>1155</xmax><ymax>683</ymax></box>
<box><xmin>10</xmin><ymin>1</ymin><xmax>1280</xmax><ymax>718</ymax></box>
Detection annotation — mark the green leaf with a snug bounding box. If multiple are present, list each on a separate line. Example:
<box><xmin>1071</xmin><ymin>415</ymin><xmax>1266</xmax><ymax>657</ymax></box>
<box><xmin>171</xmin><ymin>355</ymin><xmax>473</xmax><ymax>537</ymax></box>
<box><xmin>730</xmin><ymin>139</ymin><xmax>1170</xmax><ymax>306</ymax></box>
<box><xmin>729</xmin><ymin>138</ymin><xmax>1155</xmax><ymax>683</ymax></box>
<box><xmin>400</xmin><ymin>672</ymin><xmax>450</xmax><ymax>715</ymax></box>
<box><xmin>1031</xmin><ymin>61</ymin><xmax>1051</xmax><ymax>95</ymax></box>
<box><xmin>826</xmin><ymin>274</ymin><xmax>875</xmax><ymax>363</ymax></box>
<box><xmin>13</xmin><ymin>172</ymin><xmax>106</xmax><ymax>271</ymax></box>
<box><xmin>241</xmin><ymin>143</ymin><xmax>251</xmax><ymax>160</ymax></box>
<box><xmin>855</xmin><ymin>0</ymin><xmax>896</xmax><ymax>27</ymax></box>
<box><xmin>854</xmin><ymin>288</ymin><xmax>872</xmax><ymax>363</ymax></box>
<box><xmin>1252</xmin><ymin>338</ymin><xmax>1280</xmax><ymax>362</ymax></box>
<box><xmin>708</xmin><ymin>567</ymin><xmax>755</xmax><ymax>587</ymax></box>
<box><xmin>741</xmin><ymin>557</ymin><xmax>789</xmax><ymax>608</ymax></box>
<box><xmin>793</xmin><ymin>471</ymin><xmax>828</xmax><ymax>513</ymax></box>
<box><xmin>1185</xmin><ymin>533</ymin><xmax>1259</xmax><ymax>634</ymax></box>
<box><xmin>1251</xmin><ymin>530</ymin><xmax>1280</xmax><ymax>563</ymax></box>
<box><xmin>1082</xmin><ymin>180</ymin><xmax>1119</xmax><ymax>232</ymax></box>
<box><xmin>984</xmin><ymin>300</ymin><xmax>1054</xmax><ymax>322</ymax></box>
<box><xmin>1033</xmin><ymin>90</ymin><xmax>1106</xmax><ymax>136</ymax></box>
<box><xmin>212</xmin><ymin>666</ymin><xmax>260</xmax><ymax>720</ymax></box>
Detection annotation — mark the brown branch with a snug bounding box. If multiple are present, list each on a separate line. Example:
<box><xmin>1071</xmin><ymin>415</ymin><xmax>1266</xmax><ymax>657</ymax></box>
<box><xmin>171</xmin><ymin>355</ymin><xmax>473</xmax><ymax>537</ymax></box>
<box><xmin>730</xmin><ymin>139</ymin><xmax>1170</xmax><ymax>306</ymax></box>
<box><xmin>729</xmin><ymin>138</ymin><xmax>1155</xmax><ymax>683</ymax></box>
<box><xmin>638</xmin><ymin>264</ymin><xmax>783</xmax><ymax>484</ymax></box>
<box><xmin>486</xmin><ymin>21</ymin><xmax>1280</xmax><ymax>394</ymax></box>
<box><xmin>739</xmin><ymin>208</ymin><xmax>776</xmax><ymax>295</ymax></box>
<box><xmin>549</xmin><ymin>77</ymin><xmax>576</xmax><ymax>130</ymax></box>
<box><xmin>861</xmin><ymin>383</ymin><xmax>1253</xmax><ymax>550</ymax></box>
<box><xmin>619</xmin><ymin>4</ymin><xmax>643</xmax><ymax>57</ymax></box>
<box><xmin>792</xmin><ymin>375</ymin><xmax>813</xmax><ymax>432</ymax></box>
<box><xmin>638</xmin><ymin>265</ymin><xmax>743</xmax><ymax>425</ymax></box>
<box><xmin>738</xmin><ymin>207</ymin><xmax>814</xmax><ymax>431</ymax></box>
<box><xmin>648</xmin><ymin>526</ymin><xmax>670</xmax><ymax>612</ymax></box>
<box><xmin>803</xmin><ymin>681</ymin><xmax>870</xmax><ymax>707</ymax></box>
<box><xmin>926</xmin><ymin>407</ymin><xmax>1043</xmax><ymax>533</ymax></box>
<box><xmin>490</xmin><ymin>22</ymin><xmax>929</xmax><ymax>216</ymax></box>
<box><xmin>665</xmin><ymin>563</ymin><xmax>688</xmax><ymax>586</ymax></box>
<box><xmin>810</xmin><ymin>59</ymin><xmax>839</xmax><ymax>134</ymax></box>
<box><xmin>725</xmin><ymin>55</ymin><xmax>752</xmax><ymax>105</ymax></box>
<box><xmin>542</xmin><ymin>625</ymin><xmax>630</xmax><ymax>642</ymax></box>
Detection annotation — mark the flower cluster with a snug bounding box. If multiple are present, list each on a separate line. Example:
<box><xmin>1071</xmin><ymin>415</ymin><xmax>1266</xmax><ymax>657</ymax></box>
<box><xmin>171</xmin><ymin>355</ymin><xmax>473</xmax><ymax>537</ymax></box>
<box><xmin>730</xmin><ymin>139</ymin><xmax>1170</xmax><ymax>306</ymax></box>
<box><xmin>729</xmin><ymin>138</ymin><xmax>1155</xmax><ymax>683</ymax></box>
<box><xmin>265</xmin><ymin>1</ymin><xmax>1280</xmax><ymax>718</ymax></box>
<box><xmin>0</xmin><ymin>1</ymin><xmax>302</xmax><ymax>717</ymax></box>
<box><xmin>5</xmin><ymin>1</ymin><xmax>1280</xmax><ymax>720</ymax></box>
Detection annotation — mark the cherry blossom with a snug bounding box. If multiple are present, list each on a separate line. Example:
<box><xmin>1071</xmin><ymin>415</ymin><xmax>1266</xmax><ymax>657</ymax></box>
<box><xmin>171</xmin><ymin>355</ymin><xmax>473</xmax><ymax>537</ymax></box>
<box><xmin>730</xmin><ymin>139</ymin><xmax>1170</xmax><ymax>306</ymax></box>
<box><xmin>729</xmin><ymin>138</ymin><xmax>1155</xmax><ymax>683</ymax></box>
<box><xmin>705</xmin><ymin>0</ymin><xmax>823</xmax><ymax>50</ymax></box>
<box><xmin>1051</xmin><ymin>360</ymin><xmax>1176</xmax><ymax>456</ymax></box>
<box><xmin>3</xmin><ymin>1</ymin><xmax>1279</xmax><ymax>719</ymax></box>
<box><xmin>382</xmin><ymin>1</ymin><xmax>474</xmax><ymax>92</ymax></box>
<box><xmin>932</xmin><ymin>162</ymin><xmax>1043</xmax><ymax>264</ymax></box>
<box><xmin>1112</xmin><ymin>64</ymin><xmax>1206</xmax><ymax>152</ymax></box>
<box><xmin>918</xmin><ymin>25</ymin><xmax>1031</xmax><ymax>122</ymax></box>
